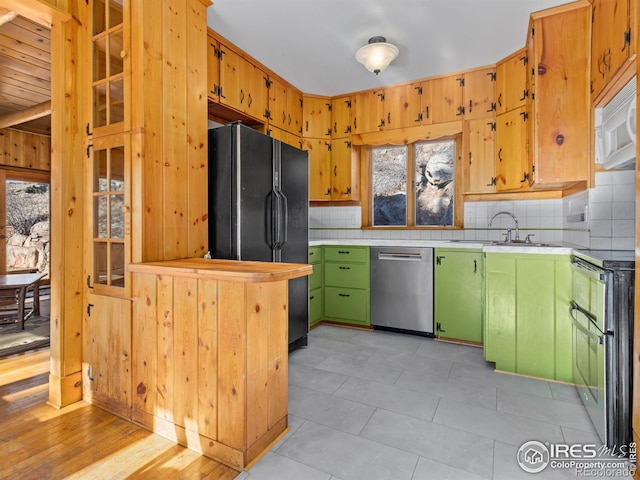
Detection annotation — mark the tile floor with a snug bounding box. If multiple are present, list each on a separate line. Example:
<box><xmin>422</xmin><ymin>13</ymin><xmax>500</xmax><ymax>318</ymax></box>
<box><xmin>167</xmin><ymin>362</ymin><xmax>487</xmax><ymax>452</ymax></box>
<box><xmin>235</xmin><ymin>325</ymin><xmax>605</xmax><ymax>480</ymax></box>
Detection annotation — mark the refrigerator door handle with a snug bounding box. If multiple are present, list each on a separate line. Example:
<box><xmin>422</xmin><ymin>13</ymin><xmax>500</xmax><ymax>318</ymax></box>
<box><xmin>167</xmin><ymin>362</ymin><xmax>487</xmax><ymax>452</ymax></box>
<box><xmin>273</xmin><ymin>189</ymin><xmax>283</xmax><ymax>250</ymax></box>
<box><xmin>280</xmin><ymin>191</ymin><xmax>288</xmax><ymax>247</ymax></box>
<box><xmin>265</xmin><ymin>190</ymin><xmax>278</xmax><ymax>250</ymax></box>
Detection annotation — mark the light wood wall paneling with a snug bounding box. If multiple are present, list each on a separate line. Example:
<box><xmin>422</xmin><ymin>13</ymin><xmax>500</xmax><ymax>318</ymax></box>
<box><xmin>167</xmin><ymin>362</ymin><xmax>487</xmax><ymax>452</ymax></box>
<box><xmin>132</xmin><ymin>272</ymin><xmax>158</xmax><ymax>417</ymax></box>
<box><xmin>156</xmin><ymin>272</ymin><xmax>175</xmax><ymax>422</ymax></box>
<box><xmin>186</xmin><ymin>0</ymin><xmax>209</xmax><ymax>259</ymax></box>
<box><xmin>0</xmin><ymin>128</ymin><xmax>51</xmax><ymax>171</ymax></box>
<box><xmin>197</xmin><ymin>278</ymin><xmax>219</xmax><ymax>440</ymax></box>
<box><xmin>162</xmin><ymin>0</ymin><xmax>189</xmax><ymax>260</ymax></box>
<box><xmin>267</xmin><ymin>280</ymin><xmax>288</xmax><ymax>431</ymax></box>
<box><xmin>48</xmin><ymin>0</ymin><xmax>83</xmax><ymax>408</ymax></box>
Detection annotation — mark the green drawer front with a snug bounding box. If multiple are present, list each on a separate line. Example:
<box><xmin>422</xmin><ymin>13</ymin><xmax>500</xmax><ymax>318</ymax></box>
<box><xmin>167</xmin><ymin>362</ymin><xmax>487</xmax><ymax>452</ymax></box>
<box><xmin>309</xmin><ymin>263</ymin><xmax>323</xmax><ymax>290</ymax></box>
<box><xmin>323</xmin><ymin>246</ymin><xmax>369</xmax><ymax>264</ymax></box>
<box><xmin>309</xmin><ymin>287</ymin><xmax>323</xmax><ymax>327</ymax></box>
<box><xmin>324</xmin><ymin>263</ymin><xmax>368</xmax><ymax>289</ymax></box>
<box><xmin>309</xmin><ymin>246</ymin><xmax>322</xmax><ymax>264</ymax></box>
<box><xmin>324</xmin><ymin>287</ymin><xmax>369</xmax><ymax>325</ymax></box>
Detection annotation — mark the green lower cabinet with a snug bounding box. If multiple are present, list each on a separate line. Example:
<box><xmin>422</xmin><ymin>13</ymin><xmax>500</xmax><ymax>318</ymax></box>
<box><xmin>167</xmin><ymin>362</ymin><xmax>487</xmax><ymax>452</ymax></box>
<box><xmin>309</xmin><ymin>286</ymin><xmax>323</xmax><ymax>327</ymax></box>
<box><xmin>323</xmin><ymin>245</ymin><xmax>370</xmax><ymax>326</ymax></box>
<box><xmin>484</xmin><ymin>253</ymin><xmax>573</xmax><ymax>382</ymax></box>
<box><xmin>434</xmin><ymin>248</ymin><xmax>484</xmax><ymax>343</ymax></box>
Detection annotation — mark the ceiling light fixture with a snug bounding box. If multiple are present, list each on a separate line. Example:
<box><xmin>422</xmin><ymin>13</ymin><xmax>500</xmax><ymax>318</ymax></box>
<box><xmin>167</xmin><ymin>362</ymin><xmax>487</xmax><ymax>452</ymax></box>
<box><xmin>355</xmin><ymin>36</ymin><xmax>399</xmax><ymax>75</ymax></box>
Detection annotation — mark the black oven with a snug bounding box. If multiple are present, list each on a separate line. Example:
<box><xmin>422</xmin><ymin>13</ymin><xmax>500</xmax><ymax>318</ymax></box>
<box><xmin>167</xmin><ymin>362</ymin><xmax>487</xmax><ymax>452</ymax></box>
<box><xmin>571</xmin><ymin>250</ymin><xmax>634</xmax><ymax>453</ymax></box>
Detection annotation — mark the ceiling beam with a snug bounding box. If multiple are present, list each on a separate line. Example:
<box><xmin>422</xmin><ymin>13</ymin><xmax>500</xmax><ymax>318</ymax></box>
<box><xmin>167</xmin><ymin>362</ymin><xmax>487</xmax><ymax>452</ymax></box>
<box><xmin>0</xmin><ymin>0</ymin><xmax>70</xmax><ymax>28</ymax></box>
<box><xmin>0</xmin><ymin>101</ymin><xmax>51</xmax><ymax>130</ymax></box>
<box><xmin>0</xmin><ymin>8</ymin><xmax>18</xmax><ymax>26</ymax></box>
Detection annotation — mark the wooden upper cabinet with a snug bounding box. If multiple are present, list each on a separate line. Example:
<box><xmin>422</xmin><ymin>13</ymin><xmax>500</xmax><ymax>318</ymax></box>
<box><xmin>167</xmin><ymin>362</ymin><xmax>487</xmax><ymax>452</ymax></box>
<box><xmin>268</xmin><ymin>77</ymin><xmax>303</xmax><ymax>135</ymax></box>
<box><xmin>331</xmin><ymin>95</ymin><xmax>352</xmax><ymax>138</ymax></box>
<box><xmin>302</xmin><ymin>95</ymin><xmax>331</xmax><ymax>138</ymax></box>
<box><xmin>464</xmin><ymin>118</ymin><xmax>496</xmax><ymax>194</ymax></box>
<box><xmin>302</xmin><ymin>137</ymin><xmax>331</xmax><ymax>200</ymax></box>
<box><xmin>267</xmin><ymin>125</ymin><xmax>301</xmax><ymax>149</ymax></box>
<box><xmin>384</xmin><ymin>83</ymin><xmax>422</xmax><ymax>129</ymax></box>
<box><xmin>352</xmin><ymin>89</ymin><xmax>384</xmax><ymax>134</ymax></box>
<box><xmin>420</xmin><ymin>75</ymin><xmax>464</xmax><ymax>124</ymax></box>
<box><xmin>207</xmin><ymin>34</ymin><xmax>220</xmax><ymax>102</ymax></box>
<box><xmin>495</xmin><ymin>107</ymin><xmax>529</xmax><ymax>191</ymax></box>
<box><xmin>495</xmin><ymin>48</ymin><xmax>528</xmax><ymax>115</ymax></box>
<box><xmin>218</xmin><ymin>43</ymin><xmax>268</xmax><ymax>121</ymax></box>
<box><xmin>528</xmin><ymin>4</ymin><xmax>590</xmax><ymax>187</ymax></box>
<box><xmin>331</xmin><ymin>139</ymin><xmax>353</xmax><ymax>199</ymax></box>
<box><xmin>464</xmin><ymin>67</ymin><xmax>496</xmax><ymax>120</ymax></box>
<box><xmin>590</xmin><ymin>0</ymin><xmax>631</xmax><ymax>99</ymax></box>
<box><xmin>288</xmin><ymin>88</ymin><xmax>303</xmax><ymax>135</ymax></box>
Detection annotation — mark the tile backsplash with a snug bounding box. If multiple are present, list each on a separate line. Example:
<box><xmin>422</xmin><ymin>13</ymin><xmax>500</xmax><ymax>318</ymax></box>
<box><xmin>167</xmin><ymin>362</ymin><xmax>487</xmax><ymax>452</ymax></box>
<box><xmin>310</xmin><ymin>169</ymin><xmax>636</xmax><ymax>250</ymax></box>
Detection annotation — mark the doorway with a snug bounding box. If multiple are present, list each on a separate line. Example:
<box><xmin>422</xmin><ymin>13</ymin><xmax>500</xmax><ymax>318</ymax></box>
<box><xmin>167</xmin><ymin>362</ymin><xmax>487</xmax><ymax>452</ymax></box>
<box><xmin>0</xmin><ymin>169</ymin><xmax>50</xmax><ymax>277</ymax></box>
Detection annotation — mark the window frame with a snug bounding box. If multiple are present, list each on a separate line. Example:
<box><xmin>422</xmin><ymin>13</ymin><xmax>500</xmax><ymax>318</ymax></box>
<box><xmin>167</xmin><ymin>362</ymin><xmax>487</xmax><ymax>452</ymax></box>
<box><xmin>359</xmin><ymin>132</ymin><xmax>463</xmax><ymax>229</ymax></box>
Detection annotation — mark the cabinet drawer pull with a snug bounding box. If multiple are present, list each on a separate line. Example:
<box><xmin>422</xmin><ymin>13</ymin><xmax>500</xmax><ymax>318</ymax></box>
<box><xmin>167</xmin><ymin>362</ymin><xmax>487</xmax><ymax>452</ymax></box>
<box><xmin>309</xmin><ymin>295</ymin><xmax>315</xmax><ymax>300</ymax></box>
<box><xmin>338</xmin><ymin>266</ymin><xmax>351</xmax><ymax>270</ymax></box>
<box><xmin>337</xmin><ymin>250</ymin><xmax>350</xmax><ymax>254</ymax></box>
<box><xmin>338</xmin><ymin>293</ymin><xmax>350</xmax><ymax>297</ymax></box>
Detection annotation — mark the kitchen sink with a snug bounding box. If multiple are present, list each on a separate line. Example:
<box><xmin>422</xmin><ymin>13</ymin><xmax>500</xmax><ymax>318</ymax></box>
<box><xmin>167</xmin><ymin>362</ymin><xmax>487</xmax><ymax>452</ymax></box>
<box><xmin>488</xmin><ymin>241</ymin><xmax>558</xmax><ymax>247</ymax></box>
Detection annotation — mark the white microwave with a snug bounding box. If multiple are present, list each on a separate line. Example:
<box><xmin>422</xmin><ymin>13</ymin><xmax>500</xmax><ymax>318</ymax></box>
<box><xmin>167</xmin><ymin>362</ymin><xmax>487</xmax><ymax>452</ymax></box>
<box><xmin>594</xmin><ymin>75</ymin><xmax>636</xmax><ymax>170</ymax></box>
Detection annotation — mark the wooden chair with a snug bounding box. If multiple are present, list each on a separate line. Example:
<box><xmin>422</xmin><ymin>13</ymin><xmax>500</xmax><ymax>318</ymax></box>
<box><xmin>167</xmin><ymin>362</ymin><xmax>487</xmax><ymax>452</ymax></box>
<box><xmin>0</xmin><ymin>288</ymin><xmax>19</xmax><ymax>323</ymax></box>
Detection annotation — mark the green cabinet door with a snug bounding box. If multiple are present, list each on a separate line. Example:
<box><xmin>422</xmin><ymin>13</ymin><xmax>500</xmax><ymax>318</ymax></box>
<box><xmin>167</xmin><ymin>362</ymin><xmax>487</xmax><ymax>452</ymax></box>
<box><xmin>434</xmin><ymin>248</ymin><xmax>484</xmax><ymax>343</ymax></box>
<box><xmin>484</xmin><ymin>253</ymin><xmax>572</xmax><ymax>382</ymax></box>
<box><xmin>309</xmin><ymin>286</ymin><xmax>324</xmax><ymax>327</ymax></box>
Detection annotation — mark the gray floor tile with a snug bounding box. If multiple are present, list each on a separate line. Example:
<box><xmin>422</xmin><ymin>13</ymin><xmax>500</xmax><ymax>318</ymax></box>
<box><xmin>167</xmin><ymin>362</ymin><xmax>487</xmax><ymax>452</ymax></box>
<box><xmin>333</xmin><ymin>376</ymin><xmax>439</xmax><ymax>421</ymax></box>
<box><xmin>310</xmin><ymin>324</ymin><xmax>360</xmax><ymax>342</ymax></box>
<box><xmin>242</xmin><ymin>452</ymin><xmax>331</xmax><ymax>480</ymax></box>
<box><xmin>433</xmin><ymin>398</ymin><xmax>565</xmax><ymax>446</ymax></box>
<box><xmin>271</xmin><ymin>414</ymin><xmax>305</xmax><ymax>450</ymax></box>
<box><xmin>395</xmin><ymin>369</ymin><xmax>498</xmax><ymax>410</ymax></box>
<box><xmin>288</xmin><ymin>385</ymin><xmax>375</xmax><ymax>435</ymax></box>
<box><xmin>450</xmin><ymin>362</ymin><xmax>554</xmax><ymax>398</ymax></box>
<box><xmin>289</xmin><ymin>346</ymin><xmax>331</xmax><ymax>368</ymax></box>
<box><xmin>276</xmin><ymin>420</ymin><xmax>418</xmax><ymax>480</ymax></box>
<box><xmin>549</xmin><ymin>382</ymin><xmax>583</xmax><ymax>405</ymax></box>
<box><xmin>412</xmin><ymin>456</ymin><xmax>491</xmax><ymax>480</ymax></box>
<box><xmin>359</xmin><ymin>408</ymin><xmax>495</xmax><ymax>478</ymax></box>
<box><xmin>307</xmin><ymin>337</ymin><xmax>377</xmax><ymax>361</ymax></box>
<box><xmin>346</xmin><ymin>329</ymin><xmax>424</xmax><ymax>353</ymax></box>
<box><xmin>497</xmin><ymin>388</ymin><xmax>595</xmax><ymax>432</ymax></box>
<box><xmin>315</xmin><ymin>353</ymin><xmax>404</xmax><ymax>385</ymax></box>
<box><xmin>369</xmin><ymin>348</ymin><xmax>454</xmax><ymax>378</ymax></box>
<box><xmin>561</xmin><ymin>425</ymin><xmax>601</xmax><ymax>446</ymax></box>
<box><xmin>289</xmin><ymin>362</ymin><xmax>349</xmax><ymax>394</ymax></box>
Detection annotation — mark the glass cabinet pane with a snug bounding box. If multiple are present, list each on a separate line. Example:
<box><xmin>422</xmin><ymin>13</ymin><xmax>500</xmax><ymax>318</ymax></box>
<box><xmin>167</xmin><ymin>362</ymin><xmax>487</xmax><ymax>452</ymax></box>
<box><xmin>93</xmin><ymin>84</ymin><xmax>107</xmax><ymax>128</ymax></box>
<box><xmin>94</xmin><ymin>243</ymin><xmax>108</xmax><ymax>284</ymax></box>
<box><xmin>109</xmin><ymin>0</ymin><xmax>123</xmax><ymax>28</ymax></box>
<box><xmin>110</xmin><ymin>146</ymin><xmax>124</xmax><ymax>190</ymax></box>
<box><xmin>109</xmin><ymin>29</ymin><xmax>124</xmax><ymax>76</ymax></box>
<box><xmin>109</xmin><ymin>79</ymin><xmax>124</xmax><ymax>124</ymax></box>
<box><xmin>110</xmin><ymin>194</ymin><xmax>124</xmax><ymax>238</ymax></box>
<box><xmin>111</xmin><ymin>243</ymin><xmax>125</xmax><ymax>286</ymax></box>
<box><xmin>93</xmin><ymin>36</ymin><xmax>107</xmax><ymax>81</ymax></box>
<box><xmin>94</xmin><ymin>149</ymin><xmax>108</xmax><ymax>191</ymax></box>
<box><xmin>93</xmin><ymin>0</ymin><xmax>106</xmax><ymax>35</ymax></box>
<box><xmin>94</xmin><ymin>196</ymin><xmax>108</xmax><ymax>238</ymax></box>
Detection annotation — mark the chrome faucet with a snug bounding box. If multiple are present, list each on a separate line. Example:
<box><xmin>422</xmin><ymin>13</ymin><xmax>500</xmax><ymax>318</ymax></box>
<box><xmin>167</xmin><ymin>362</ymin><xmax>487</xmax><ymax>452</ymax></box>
<box><xmin>488</xmin><ymin>211</ymin><xmax>520</xmax><ymax>242</ymax></box>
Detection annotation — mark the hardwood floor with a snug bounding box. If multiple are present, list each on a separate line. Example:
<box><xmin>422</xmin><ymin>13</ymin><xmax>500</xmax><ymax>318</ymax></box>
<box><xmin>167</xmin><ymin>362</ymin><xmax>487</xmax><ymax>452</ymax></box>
<box><xmin>0</xmin><ymin>348</ymin><xmax>240</xmax><ymax>479</ymax></box>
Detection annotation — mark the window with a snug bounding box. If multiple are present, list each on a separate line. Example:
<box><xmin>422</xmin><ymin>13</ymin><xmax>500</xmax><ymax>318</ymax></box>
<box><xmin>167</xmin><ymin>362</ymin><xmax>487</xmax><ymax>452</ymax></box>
<box><xmin>371</xmin><ymin>139</ymin><xmax>456</xmax><ymax>227</ymax></box>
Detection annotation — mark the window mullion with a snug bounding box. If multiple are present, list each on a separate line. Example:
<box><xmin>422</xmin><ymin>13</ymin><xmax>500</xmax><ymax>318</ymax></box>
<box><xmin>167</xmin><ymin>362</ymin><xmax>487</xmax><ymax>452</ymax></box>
<box><xmin>407</xmin><ymin>144</ymin><xmax>416</xmax><ymax>227</ymax></box>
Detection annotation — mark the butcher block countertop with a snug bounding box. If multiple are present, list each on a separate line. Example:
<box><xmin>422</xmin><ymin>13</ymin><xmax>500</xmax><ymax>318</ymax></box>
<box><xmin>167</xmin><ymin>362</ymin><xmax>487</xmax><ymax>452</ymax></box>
<box><xmin>127</xmin><ymin>257</ymin><xmax>312</xmax><ymax>282</ymax></box>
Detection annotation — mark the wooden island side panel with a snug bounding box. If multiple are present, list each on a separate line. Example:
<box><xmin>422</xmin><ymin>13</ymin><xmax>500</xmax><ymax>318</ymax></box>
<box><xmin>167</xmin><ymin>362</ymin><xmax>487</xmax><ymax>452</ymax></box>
<box><xmin>129</xmin><ymin>260</ymin><xmax>303</xmax><ymax>470</ymax></box>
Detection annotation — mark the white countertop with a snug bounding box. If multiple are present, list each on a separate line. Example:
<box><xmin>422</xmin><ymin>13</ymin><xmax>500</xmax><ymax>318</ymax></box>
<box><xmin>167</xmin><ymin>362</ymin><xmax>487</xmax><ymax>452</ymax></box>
<box><xmin>309</xmin><ymin>239</ymin><xmax>575</xmax><ymax>255</ymax></box>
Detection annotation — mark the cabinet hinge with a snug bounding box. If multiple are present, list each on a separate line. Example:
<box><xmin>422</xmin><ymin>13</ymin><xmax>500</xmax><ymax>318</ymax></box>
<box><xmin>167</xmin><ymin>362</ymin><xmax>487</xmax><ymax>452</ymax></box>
<box><xmin>326</xmin><ymin>128</ymin><xmax>332</xmax><ymax>136</ymax></box>
<box><xmin>346</xmin><ymin>141</ymin><xmax>352</xmax><ymax>148</ymax></box>
<box><xmin>85</xmin><ymin>123</ymin><xmax>92</xmax><ymax>136</ymax></box>
<box><xmin>415</xmin><ymin>112</ymin><xmax>423</xmax><ymax>123</ymax></box>
<box><xmin>87</xmin><ymin>303</ymin><xmax>94</xmax><ymax>317</ymax></box>
<box><xmin>217</xmin><ymin>49</ymin><xmax>224</xmax><ymax>60</ymax></box>
<box><xmin>487</xmin><ymin>102</ymin><xmax>496</xmax><ymax>113</ymax></box>
<box><xmin>346</xmin><ymin>186</ymin><xmax>351</xmax><ymax>195</ymax></box>
<box><xmin>487</xmin><ymin>122</ymin><xmax>496</xmax><ymax>131</ymax></box>
<box><xmin>623</xmin><ymin>29</ymin><xmax>631</xmax><ymax>49</ymax></box>
<box><xmin>265</xmin><ymin>78</ymin><xmax>272</xmax><ymax>88</ymax></box>
<box><xmin>266</xmin><ymin>128</ymin><xmax>272</xmax><ymax>136</ymax></box>
<box><xmin>456</xmin><ymin>77</ymin><xmax>465</xmax><ymax>87</ymax></box>
<box><xmin>326</xmin><ymin>143</ymin><xmax>332</xmax><ymax>152</ymax></box>
<box><xmin>264</xmin><ymin>109</ymin><xmax>271</xmax><ymax>119</ymax></box>
<box><xmin>326</xmin><ymin>103</ymin><xmax>332</xmax><ymax>111</ymax></box>
<box><xmin>87</xmin><ymin>275</ymin><xmax>92</xmax><ymax>288</ymax></box>
<box><xmin>436</xmin><ymin>255</ymin><xmax>445</xmax><ymax>265</ymax></box>
<box><xmin>86</xmin><ymin>144</ymin><xmax>92</xmax><ymax>158</ymax></box>
<box><xmin>522</xmin><ymin>56</ymin><xmax>529</xmax><ymax>65</ymax></box>
<box><xmin>346</xmin><ymin>125</ymin><xmax>352</xmax><ymax>134</ymax></box>
<box><xmin>531</xmin><ymin>27</ymin><xmax>535</xmax><ymax>37</ymax></box>
<box><xmin>456</xmin><ymin>106</ymin><xmax>465</xmax><ymax>116</ymax></box>
<box><xmin>520</xmin><ymin>111</ymin><xmax>528</xmax><ymax>121</ymax></box>
<box><xmin>346</xmin><ymin>100</ymin><xmax>352</xmax><ymax>108</ymax></box>
<box><xmin>378</xmin><ymin>93</ymin><xmax>385</xmax><ymax>102</ymax></box>
<box><xmin>415</xmin><ymin>86</ymin><xmax>423</xmax><ymax>95</ymax></box>
<box><xmin>487</xmin><ymin>72</ymin><xmax>496</xmax><ymax>82</ymax></box>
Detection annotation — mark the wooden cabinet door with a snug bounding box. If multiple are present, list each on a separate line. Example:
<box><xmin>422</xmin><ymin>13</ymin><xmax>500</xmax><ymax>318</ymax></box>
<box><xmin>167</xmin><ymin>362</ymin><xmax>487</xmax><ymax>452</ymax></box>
<box><xmin>352</xmin><ymin>90</ymin><xmax>384</xmax><ymax>134</ymax></box>
<box><xmin>495</xmin><ymin>49</ymin><xmax>528</xmax><ymax>114</ymax></box>
<box><xmin>530</xmin><ymin>5</ymin><xmax>590</xmax><ymax>186</ymax></box>
<box><xmin>331</xmin><ymin>95</ymin><xmax>352</xmax><ymax>138</ymax></box>
<box><xmin>495</xmin><ymin>107</ymin><xmax>529</xmax><ymax>191</ymax></box>
<box><xmin>423</xmin><ymin>75</ymin><xmax>463</xmax><ymax>124</ymax></box>
<box><xmin>244</xmin><ymin>63</ymin><xmax>268</xmax><ymax>121</ymax></box>
<box><xmin>287</xmin><ymin>87</ymin><xmax>303</xmax><ymax>135</ymax></box>
<box><xmin>464</xmin><ymin>119</ymin><xmax>496</xmax><ymax>194</ymax></box>
<box><xmin>268</xmin><ymin>76</ymin><xmax>288</xmax><ymax>130</ymax></box>
<box><xmin>268</xmin><ymin>126</ymin><xmax>301</xmax><ymax>149</ymax></box>
<box><xmin>384</xmin><ymin>83</ymin><xmax>422</xmax><ymax>129</ymax></box>
<box><xmin>464</xmin><ymin>67</ymin><xmax>496</xmax><ymax>120</ymax></box>
<box><xmin>218</xmin><ymin>45</ymin><xmax>244</xmax><ymax>112</ymax></box>
<box><xmin>207</xmin><ymin>35</ymin><xmax>220</xmax><ymax>101</ymax></box>
<box><xmin>302</xmin><ymin>138</ymin><xmax>331</xmax><ymax>201</ymax></box>
<box><xmin>302</xmin><ymin>96</ymin><xmax>331</xmax><ymax>138</ymax></box>
<box><xmin>590</xmin><ymin>0</ymin><xmax>630</xmax><ymax>98</ymax></box>
<box><xmin>331</xmin><ymin>139</ymin><xmax>352</xmax><ymax>199</ymax></box>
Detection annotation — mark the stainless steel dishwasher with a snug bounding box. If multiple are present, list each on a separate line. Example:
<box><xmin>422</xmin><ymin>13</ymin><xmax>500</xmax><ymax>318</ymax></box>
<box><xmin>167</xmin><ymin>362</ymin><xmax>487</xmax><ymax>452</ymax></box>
<box><xmin>370</xmin><ymin>247</ymin><xmax>434</xmax><ymax>335</ymax></box>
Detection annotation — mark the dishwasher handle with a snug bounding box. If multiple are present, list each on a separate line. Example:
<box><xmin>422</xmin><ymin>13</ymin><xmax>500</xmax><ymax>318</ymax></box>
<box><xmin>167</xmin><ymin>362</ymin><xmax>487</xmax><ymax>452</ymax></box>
<box><xmin>378</xmin><ymin>252</ymin><xmax>423</xmax><ymax>261</ymax></box>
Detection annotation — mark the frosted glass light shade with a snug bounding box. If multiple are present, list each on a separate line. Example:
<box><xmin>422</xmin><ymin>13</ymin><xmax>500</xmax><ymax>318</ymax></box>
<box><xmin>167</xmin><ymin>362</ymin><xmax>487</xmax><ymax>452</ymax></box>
<box><xmin>355</xmin><ymin>36</ymin><xmax>399</xmax><ymax>75</ymax></box>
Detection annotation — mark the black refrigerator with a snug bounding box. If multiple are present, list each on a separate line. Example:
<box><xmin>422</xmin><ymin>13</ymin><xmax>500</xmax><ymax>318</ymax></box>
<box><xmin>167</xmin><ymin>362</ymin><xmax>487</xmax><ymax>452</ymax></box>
<box><xmin>208</xmin><ymin>122</ymin><xmax>310</xmax><ymax>350</ymax></box>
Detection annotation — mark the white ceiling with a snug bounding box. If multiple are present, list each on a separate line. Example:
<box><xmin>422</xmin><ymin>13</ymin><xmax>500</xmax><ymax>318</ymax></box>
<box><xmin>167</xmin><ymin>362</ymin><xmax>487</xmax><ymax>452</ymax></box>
<box><xmin>206</xmin><ymin>0</ymin><xmax>572</xmax><ymax>97</ymax></box>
